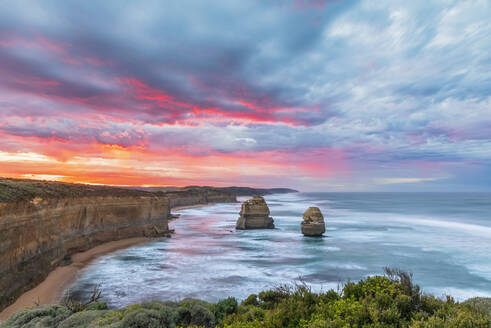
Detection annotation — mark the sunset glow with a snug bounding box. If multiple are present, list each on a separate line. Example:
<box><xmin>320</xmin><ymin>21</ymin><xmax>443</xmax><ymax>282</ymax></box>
<box><xmin>0</xmin><ymin>1</ymin><xmax>490</xmax><ymax>191</ymax></box>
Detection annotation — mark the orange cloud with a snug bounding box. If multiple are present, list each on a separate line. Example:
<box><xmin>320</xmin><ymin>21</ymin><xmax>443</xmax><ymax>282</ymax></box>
<box><xmin>0</xmin><ymin>131</ymin><xmax>346</xmax><ymax>187</ymax></box>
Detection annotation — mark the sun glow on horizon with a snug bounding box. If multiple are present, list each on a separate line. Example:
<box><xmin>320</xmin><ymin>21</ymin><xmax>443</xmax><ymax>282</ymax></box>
<box><xmin>0</xmin><ymin>1</ymin><xmax>489</xmax><ymax>191</ymax></box>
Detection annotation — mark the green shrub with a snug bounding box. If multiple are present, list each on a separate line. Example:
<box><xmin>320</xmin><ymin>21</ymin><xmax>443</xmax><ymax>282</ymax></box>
<box><xmin>213</xmin><ymin>297</ymin><xmax>238</xmax><ymax>322</ymax></box>
<box><xmin>241</xmin><ymin>295</ymin><xmax>259</xmax><ymax>307</ymax></box>
<box><xmin>85</xmin><ymin>302</ymin><xmax>108</xmax><ymax>311</ymax></box>
<box><xmin>220</xmin><ymin>305</ymin><xmax>266</xmax><ymax>326</ymax></box>
<box><xmin>3</xmin><ymin>270</ymin><xmax>490</xmax><ymax>328</ymax></box>
<box><xmin>177</xmin><ymin>298</ymin><xmax>212</xmax><ymax>310</ymax></box>
<box><xmin>188</xmin><ymin>304</ymin><xmax>215</xmax><ymax>327</ymax></box>
<box><xmin>89</xmin><ymin>304</ymin><xmax>179</xmax><ymax>328</ymax></box>
<box><xmin>117</xmin><ymin>308</ymin><xmax>175</xmax><ymax>328</ymax></box>
<box><xmin>464</xmin><ymin>297</ymin><xmax>491</xmax><ymax>316</ymax></box>
<box><xmin>257</xmin><ymin>286</ymin><xmax>291</xmax><ymax>310</ymax></box>
<box><xmin>58</xmin><ymin>310</ymin><xmax>110</xmax><ymax>328</ymax></box>
<box><xmin>1</xmin><ymin>305</ymin><xmax>72</xmax><ymax>328</ymax></box>
<box><xmin>220</xmin><ymin>270</ymin><xmax>491</xmax><ymax>328</ymax></box>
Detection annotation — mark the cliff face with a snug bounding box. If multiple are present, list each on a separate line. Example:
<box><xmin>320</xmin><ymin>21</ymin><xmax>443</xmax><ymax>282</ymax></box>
<box><xmin>0</xmin><ymin>178</ymin><xmax>238</xmax><ymax>312</ymax></box>
<box><xmin>0</xmin><ymin>195</ymin><xmax>170</xmax><ymax>311</ymax></box>
<box><xmin>166</xmin><ymin>188</ymin><xmax>237</xmax><ymax>208</ymax></box>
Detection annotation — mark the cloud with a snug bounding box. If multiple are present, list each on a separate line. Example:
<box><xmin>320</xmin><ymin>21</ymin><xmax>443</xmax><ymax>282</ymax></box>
<box><xmin>376</xmin><ymin>177</ymin><xmax>447</xmax><ymax>185</ymax></box>
<box><xmin>0</xmin><ymin>0</ymin><xmax>490</xmax><ymax>190</ymax></box>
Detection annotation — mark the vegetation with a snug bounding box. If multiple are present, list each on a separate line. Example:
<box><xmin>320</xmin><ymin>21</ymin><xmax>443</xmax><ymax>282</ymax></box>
<box><xmin>0</xmin><ymin>178</ymin><xmax>156</xmax><ymax>203</ymax></box>
<box><xmin>463</xmin><ymin>298</ymin><xmax>491</xmax><ymax>316</ymax></box>
<box><xmin>0</xmin><ymin>176</ymin><xmax>295</xmax><ymax>203</ymax></box>
<box><xmin>1</xmin><ymin>270</ymin><xmax>490</xmax><ymax>328</ymax></box>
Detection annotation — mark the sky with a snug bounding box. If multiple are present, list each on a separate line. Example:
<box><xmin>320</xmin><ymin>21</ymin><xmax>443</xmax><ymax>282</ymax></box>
<box><xmin>0</xmin><ymin>0</ymin><xmax>490</xmax><ymax>191</ymax></box>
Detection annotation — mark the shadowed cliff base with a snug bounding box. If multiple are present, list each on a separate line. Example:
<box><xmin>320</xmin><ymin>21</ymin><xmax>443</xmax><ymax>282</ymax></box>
<box><xmin>0</xmin><ymin>238</ymin><xmax>152</xmax><ymax>322</ymax></box>
<box><xmin>0</xmin><ymin>179</ymin><xmax>218</xmax><ymax>314</ymax></box>
<box><xmin>0</xmin><ymin>194</ymin><xmax>171</xmax><ymax>311</ymax></box>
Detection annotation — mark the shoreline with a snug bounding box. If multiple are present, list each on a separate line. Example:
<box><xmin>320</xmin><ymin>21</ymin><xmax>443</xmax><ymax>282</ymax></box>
<box><xmin>0</xmin><ymin>237</ymin><xmax>154</xmax><ymax>322</ymax></box>
<box><xmin>0</xmin><ymin>202</ymin><xmax>220</xmax><ymax>322</ymax></box>
<box><xmin>171</xmin><ymin>202</ymin><xmax>218</xmax><ymax>211</ymax></box>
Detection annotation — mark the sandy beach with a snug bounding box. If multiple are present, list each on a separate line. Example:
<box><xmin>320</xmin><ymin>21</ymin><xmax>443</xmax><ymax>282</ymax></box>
<box><xmin>0</xmin><ymin>237</ymin><xmax>153</xmax><ymax>322</ymax></box>
<box><xmin>0</xmin><ymin>204</ymin><xmax>216</xmax><ymax>322</ymax></box>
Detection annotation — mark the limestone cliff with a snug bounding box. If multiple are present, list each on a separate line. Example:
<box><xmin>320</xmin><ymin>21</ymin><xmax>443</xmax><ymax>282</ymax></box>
<box><xmin>236</xmin><ymin>196</ymin><xmax>275</xmax><ymax>229</ymax></box>
<box><xmin>0</xmin><ymin>194</ymin><xmax>170</xmax><ymax>311</ymax></box>
<box><xmin>166</xmin><ymin>187</ymin><xmax>237</xmax><ymax>208</ymax></box>
<box><xmin>0</xmin><ymin>178</ymin><xmax>240</xmax><ymax>311</ymax></box>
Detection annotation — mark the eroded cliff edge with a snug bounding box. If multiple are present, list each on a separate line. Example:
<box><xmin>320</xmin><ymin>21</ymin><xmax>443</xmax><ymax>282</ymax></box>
<box><xmin>0</xmin><ymin>194</ymin><xmax>170</xmax><ymax>311</ymax></box>
<box><xmin>165</xmin><ymin>187</ymin><xmax>237</xmax><ymax>208</ymax></box>
<box><xmin>0</xmin><ymin>178</ymin><xmax>238</xmax><ymax>312</ymax></box>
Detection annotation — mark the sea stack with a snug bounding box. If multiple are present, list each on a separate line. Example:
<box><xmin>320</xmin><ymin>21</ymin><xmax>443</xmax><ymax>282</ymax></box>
<box><xmin>301</xmin><ymin>207</ymin><xmax>325</xmax><ymax>237</ymax></box>
<box><xmin>236</xmin><ymin>196</ymin><xmax>275</xmax><ymax>229</ymax></box>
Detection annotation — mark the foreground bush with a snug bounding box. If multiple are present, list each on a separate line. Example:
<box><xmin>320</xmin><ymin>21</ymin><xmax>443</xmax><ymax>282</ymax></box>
<box><xmin>1</xmin><ymin>270</ymin><xmax>490</xmax><ymax>328</ymax></box>
<box><xmin>221</xmin><ymin>269</ymin><xmax>490</xmax><ymax>328</ymax></box>
<box><xmin>464</xmin><ymin>297</ymin><xmax>491</xmax><ymax>316</ymax></box>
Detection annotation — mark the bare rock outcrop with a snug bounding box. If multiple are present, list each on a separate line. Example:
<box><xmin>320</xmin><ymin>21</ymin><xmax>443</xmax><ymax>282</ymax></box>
<box><xmin>236</xmin><ymin>196</ymin><xmax>274</xmax><ymax>229</ymax></box>
<box><xmin>301</xmin><ymin>207</ymin><xmax>325</xmax><ymax>237</ymax></box>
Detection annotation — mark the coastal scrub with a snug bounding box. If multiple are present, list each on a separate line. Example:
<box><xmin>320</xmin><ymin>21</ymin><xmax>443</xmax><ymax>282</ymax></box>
<box><xmin>1</xmin><ymin>270</ymin><xmax>489</xmax><ymax>328</ymax></box>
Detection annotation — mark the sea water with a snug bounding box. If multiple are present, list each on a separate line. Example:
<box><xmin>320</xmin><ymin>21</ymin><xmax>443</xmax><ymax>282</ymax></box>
<box><xmin>67</xmin><ymin>192</ymin><xmax>491</xmax><ymax>307</ymax></box>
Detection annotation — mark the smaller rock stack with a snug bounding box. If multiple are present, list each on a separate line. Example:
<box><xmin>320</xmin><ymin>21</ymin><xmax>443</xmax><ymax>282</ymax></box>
<box><xmin>301</xmin><ymin>207</ymin><xmax>325</xmax><ymax>237</ymax></box>
<box><xmin>236</xmin><ymin>196</ymin><xmax>275</xmax><ymax>229</ymax></box>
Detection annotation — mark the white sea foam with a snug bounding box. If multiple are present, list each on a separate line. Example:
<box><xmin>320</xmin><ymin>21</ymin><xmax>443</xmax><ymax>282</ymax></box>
<box><xmin>396</xmin><ymin>217</ymin><xmax>491</xmax><ymax>238</ymax></box>
<box><xmin>465</xmin><ymin>263</ymin><xmax>491</xmax><ymax>281</ymax></box>
<box><xmin>326</xmin><ymin>263</ymin><xmax>367</xmax><ymax>270</ymax></box>
<box><xmin>67</xmin><ymin>192</ymin><xmax>491</xmax><ymax>308</ymax></box>
<box><xmin>331</xmin><ymin>207</ymin><xmax>491</xmax><ymax>239</ymax></box>
<box><xmin>424</xmin><ymin>287</ymin><xmax>491</xmax><ymax>302</ymax></box>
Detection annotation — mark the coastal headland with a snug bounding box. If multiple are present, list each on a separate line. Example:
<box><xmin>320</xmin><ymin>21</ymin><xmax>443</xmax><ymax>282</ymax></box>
<box><xmin>0</xmin><ymin>177</ymin><xmax>295</xmax><ymax>320</ymax></box>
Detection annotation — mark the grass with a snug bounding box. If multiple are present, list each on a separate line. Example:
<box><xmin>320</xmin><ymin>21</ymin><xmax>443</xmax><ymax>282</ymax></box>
<box><xmin>0</xmin><ymin>177</ymin><xmax>239</xmax><ymax>203</ymax></box>
<box><xmin>463</xmin><ymin>297</ymin><xmax>491</xmax><ymax>316</ymax></box>
<box><xmin>0</xmin><ymin>178</ymin><xmax>157</xmax><ymax>203</ymax></box>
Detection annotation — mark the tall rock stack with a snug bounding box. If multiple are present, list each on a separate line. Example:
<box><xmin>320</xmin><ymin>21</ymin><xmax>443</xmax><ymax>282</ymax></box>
<box><xmin>236</xmin><ymin>196</ymin><xmax>275</xmax><ymax>229</ymax></box>
<box><xmin>301</xmin><ymin>207</ymin><xmax>326</xmax><ymax>237</ymax></box>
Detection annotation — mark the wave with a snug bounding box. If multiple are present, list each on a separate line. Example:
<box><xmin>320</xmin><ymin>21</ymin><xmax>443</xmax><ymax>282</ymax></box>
<box><xmin>68</xmin><ymin>192</ymin><xmax>491</xmax><ymax>308</ymax></box>
<box><xmin>424</xmin><ymin>287</ymin><xmax>491</xmax><ymax>302</ymax></box>
<box><xmin>398</xmin><ymin>217</ymin><xmax>491</xmax><ymax>237</ymax></box>
<box><xmin>325</xmin><ymin>263</ymin><xmax>367</xmax><ymax>270</ymax></box>
<box><xmin>326</xmin><ymin>207</ymin><xmax>491</xmax><ymax>239</ymax></box>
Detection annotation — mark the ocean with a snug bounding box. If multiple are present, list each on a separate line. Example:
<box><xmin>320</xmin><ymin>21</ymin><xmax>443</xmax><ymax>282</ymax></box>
<box><xmin>67</xmin><ymin>192</ymin><xmax>491</xmax><ymax>307</ymax></box>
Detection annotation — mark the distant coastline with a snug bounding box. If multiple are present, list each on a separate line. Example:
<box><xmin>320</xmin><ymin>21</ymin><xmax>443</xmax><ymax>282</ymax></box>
<box><xmin>134</xmin><ymin>185</ymin><xmax>298</xmax><ymax>197</ymax></box>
